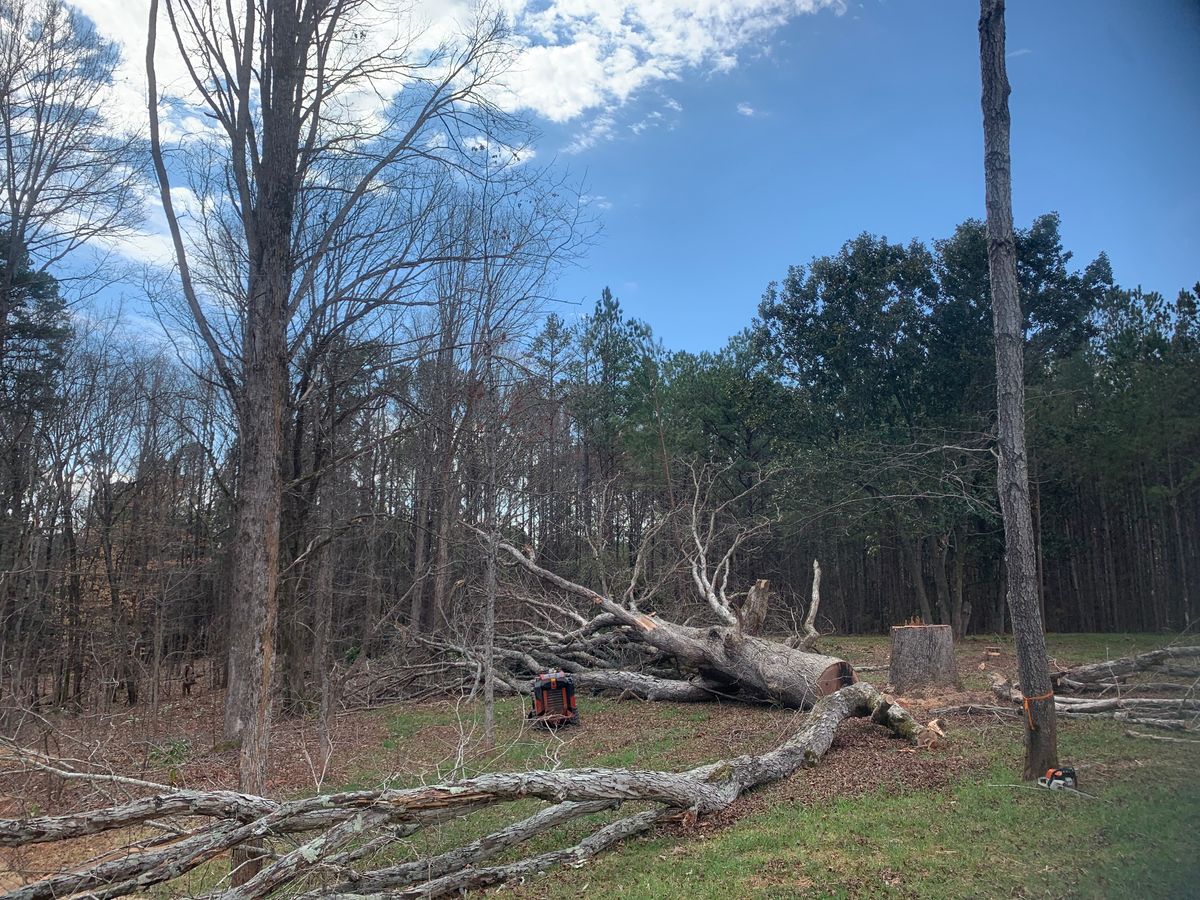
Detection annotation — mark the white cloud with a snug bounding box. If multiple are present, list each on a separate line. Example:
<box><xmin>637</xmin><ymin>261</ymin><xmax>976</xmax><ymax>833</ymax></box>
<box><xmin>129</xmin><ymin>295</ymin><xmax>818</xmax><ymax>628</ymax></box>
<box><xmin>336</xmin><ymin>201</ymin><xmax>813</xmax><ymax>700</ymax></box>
<box><xmin>629</xmin><ymin>110</ymin><xmax>663</xmax><ymax>135</ymax></box>
<box><xmin>736</xmin><ymin>102</ymin><xmax>757</xmax><ymax>117</ymax></box>
<box><xmin>53</xmin><ymin>0</ymin><xmax>842</xmax><ymax>265</ymax></box>
<box><xmin>499</xmin><ymin>1</ymin><xmax>841</xmax><ymax>124</ymax></box>
<box><xmin>581</xmin><ymin>193</ymin><xmax>613</xmax><ymax>211</ymax></box>
<box><xmin>71</xmin><ymin>0</ymin><xmax>841</xmax><ymax>135</ymax></box>
<box><xmin>564</xmin><ymin>113</ymin><xmax>617</xmax><ymax>154</ymax></box>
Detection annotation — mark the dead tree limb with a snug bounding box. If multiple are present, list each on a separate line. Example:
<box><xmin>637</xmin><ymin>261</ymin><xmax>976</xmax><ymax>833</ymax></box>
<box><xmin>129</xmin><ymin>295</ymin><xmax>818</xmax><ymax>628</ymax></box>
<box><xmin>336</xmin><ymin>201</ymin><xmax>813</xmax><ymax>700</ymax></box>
<box><xmin>0</xmin><ymin>684</ymin><xmax>926</xmax><ymax>899</ymax></box>
<box><xmin>1052</xmin><ymin>647</ymin><xmax>1200</xmax><ymax>685</ymax></box>
<box><xmin>787</xmin><ymin>559</ymin><xmax>822</xmax><ymax>650</ymax></box>
<box><xmin>488</xmin><ymin>535</ymin><xmax>856</xmax><ymax>709</ymax></box>
<box><xmin>989</xmin><ymin>672</ymin><xmax>1199</xmax><ymax>732</ymax></box>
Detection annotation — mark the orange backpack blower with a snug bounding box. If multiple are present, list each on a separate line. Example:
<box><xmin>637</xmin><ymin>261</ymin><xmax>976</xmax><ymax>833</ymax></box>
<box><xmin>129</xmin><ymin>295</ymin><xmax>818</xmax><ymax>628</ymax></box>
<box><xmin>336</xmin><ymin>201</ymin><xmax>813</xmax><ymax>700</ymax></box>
<box><xmin>529</xmin><ymin>671</ymin><xmax>579</xmax><ymax>728</ymax></box>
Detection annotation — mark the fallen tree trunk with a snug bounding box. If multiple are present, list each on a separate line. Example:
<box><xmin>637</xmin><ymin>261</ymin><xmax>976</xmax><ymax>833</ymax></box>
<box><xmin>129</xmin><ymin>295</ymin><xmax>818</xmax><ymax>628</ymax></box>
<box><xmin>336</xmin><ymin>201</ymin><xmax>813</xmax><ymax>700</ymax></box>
<box><xmin>1052</xmin><ymin>646</ymin><xmax>1200</xmax><ymax>685</ymax></box>
<box><xmin>488</xmin><ymin>536</ymin><xmax>856</xmax><ymax>710</ymax></box>
<box><xmin>573</xmin><ymin>670</ymin><xmax>724</xmax><ymax>702</ymax></box>
<box><xmin>989</xmin><ymin>672</ymin><xmax>1199</xmax><ymax>732</ymax></box>
<box><xmin>0</xmin><ymin>683</ymin><xmax>926</xmax><ymax>900</ymax></box>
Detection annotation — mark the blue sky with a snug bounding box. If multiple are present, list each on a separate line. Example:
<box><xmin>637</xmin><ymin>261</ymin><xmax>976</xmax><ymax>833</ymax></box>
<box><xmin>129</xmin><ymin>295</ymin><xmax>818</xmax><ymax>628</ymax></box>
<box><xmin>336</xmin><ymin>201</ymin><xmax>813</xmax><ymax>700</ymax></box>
<box><xmin>536</xmin><ymin>1</ymin><xmax>1200</xmax><ymax>352</ymax></box>
<box><xmin>68</xmin><ymin>0</ymin><xmax>1200</xmax><ymax>353</ymax></box>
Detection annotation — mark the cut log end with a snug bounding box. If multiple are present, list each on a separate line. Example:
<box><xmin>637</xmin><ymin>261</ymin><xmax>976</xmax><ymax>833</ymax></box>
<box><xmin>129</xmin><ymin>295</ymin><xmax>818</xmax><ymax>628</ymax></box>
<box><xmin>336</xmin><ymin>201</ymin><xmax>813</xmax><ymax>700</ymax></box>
<box><xmin>816</xmin><ymin>660</ymin><xmax>858</xmax><ymax>696</ymax></box>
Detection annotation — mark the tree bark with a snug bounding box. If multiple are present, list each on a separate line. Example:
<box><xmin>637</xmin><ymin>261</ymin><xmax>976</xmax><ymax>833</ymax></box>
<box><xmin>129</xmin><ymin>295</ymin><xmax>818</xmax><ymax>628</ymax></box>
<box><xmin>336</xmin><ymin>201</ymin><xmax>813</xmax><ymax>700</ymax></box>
<box><xmin>979</xmin><ymin>0</ymin><xmax>1058</xmax><ymax>779</ymax></box>
<box><xmin>888</xmin><ymin>624</ymin><xmax>959</xmax><ymax>694</ymax></box>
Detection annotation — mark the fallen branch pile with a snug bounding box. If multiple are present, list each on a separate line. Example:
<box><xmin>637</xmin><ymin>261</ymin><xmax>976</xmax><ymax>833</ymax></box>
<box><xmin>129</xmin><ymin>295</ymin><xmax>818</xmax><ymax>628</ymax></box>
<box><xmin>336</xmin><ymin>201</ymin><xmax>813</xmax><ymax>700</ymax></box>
<box><xmin>424</xmin><ymin>531</ymin><xmax>856</xmax><ymax>712</ymax></box>
<box><xmin>0</xmin><ymin>682</ymin><xmax>925</xmax><ymax>899</ymax></box>
<box><xmin>1052</xmin><ymin>646</ymin><xmax>1200</xmax><ymax>694</ymax></box>
<box><xmin>929</xmin><ymin>646</ymin><xmax>1200</xmax><ymax>734</ymax></box>
<box><xmin>340</xmin><ymin>506</ymin><xmax>840</xmax><ymax>712</ymax></box>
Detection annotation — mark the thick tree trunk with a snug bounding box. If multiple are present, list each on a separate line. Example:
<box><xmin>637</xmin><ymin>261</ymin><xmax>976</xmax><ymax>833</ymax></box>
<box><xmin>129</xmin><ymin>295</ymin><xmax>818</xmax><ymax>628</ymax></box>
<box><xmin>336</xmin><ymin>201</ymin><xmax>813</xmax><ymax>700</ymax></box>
<box><xmin>224</xmin><ymin>28</ymin><xmax>300</xmax><ymax>874</ymax></box>
<box><xmin>224</xmin><ymin>279</ymin><xmax>287</xmax><ymax>883</ymax></box>
<box><xmin>492</xmin><ymin>538</ymin><xmax>856</xmax><ymax>709</ymax></box>
<box><xmin>889</xmin><ymin>624</ymin><xmax>959</xmax><ymax>694</ymax></box>
<box><xmin>223</xmin><ymin>316</ymin><xmax>285</xmax><ymax>762</ymax></box>
<box><xmin>979</xmin><ymin>0</ymin><xmax>1058</xmax><ymax>779</ymax></box>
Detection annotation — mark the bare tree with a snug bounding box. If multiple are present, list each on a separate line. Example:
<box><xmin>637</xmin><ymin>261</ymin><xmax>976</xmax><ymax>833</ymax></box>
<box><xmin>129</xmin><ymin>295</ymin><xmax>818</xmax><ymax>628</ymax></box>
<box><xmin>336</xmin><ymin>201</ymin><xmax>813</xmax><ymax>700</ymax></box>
<box><xmin>978</xmin><ymin>0</ymin><xmax>1057</xmax><ymax>778</ymax></box>
<box><xmin>0</xmin><ymin>0</ymin><xmax>142</xmax><ymax>284</ymax></box>
<box><xmin>145</xmin><ymin>5</ymin><xmax>575</xmax><ymax>881</ymax></box>
<box><xmin>0</xmin><ymin>0</ymin><xmax>142</xmax><ymax>699</ymax></box>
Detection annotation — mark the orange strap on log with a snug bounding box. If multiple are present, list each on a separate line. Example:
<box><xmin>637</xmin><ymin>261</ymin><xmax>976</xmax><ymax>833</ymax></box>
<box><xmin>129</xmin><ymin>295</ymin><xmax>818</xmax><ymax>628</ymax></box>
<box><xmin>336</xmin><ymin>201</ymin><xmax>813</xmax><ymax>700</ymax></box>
<box><xmin>1022</xmin><ymin>689</ymin><xmax>1055</xmax><ymax>729</ymax></box>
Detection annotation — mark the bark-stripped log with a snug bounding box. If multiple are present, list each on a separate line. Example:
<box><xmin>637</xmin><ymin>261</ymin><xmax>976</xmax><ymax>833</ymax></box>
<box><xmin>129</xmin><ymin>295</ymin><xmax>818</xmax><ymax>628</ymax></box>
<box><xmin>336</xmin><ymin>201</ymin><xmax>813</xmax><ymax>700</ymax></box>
<box><xmin>0</xmin><ymin>684</ymin><xmax>925</xmax><ymax>900</ymax></box>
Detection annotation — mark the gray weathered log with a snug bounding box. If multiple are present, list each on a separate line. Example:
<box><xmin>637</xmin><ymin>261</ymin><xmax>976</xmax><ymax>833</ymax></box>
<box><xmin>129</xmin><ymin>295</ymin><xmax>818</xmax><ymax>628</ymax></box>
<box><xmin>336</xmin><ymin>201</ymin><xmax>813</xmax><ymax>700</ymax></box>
<box><xmin>574</xmin><ymin>670</ymin><xmax>723</xmax><ymax>702</ymax></box>
<box><xmin>1053</xmin><ymin>647</ymin><xmax>1200</xmax><ymax>685</ymax></box>
<box><xmin>0</xmin><ymin>683</ymin><xmax>926</xmax><ymax>900</ymax></box>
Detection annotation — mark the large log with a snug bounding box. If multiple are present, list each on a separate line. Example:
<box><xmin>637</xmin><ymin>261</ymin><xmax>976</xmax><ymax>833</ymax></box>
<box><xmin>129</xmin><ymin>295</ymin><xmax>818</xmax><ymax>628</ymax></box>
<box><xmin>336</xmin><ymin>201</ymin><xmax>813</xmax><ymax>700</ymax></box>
<box><xmin>491</xmin><ymin>537</ymin><xmax>856</xmax><ymax>709</ymax></box>
<box><xmin>889</xmin><ymin>624</ymin><xmax>959</xmax><ymax>694</ymax></box>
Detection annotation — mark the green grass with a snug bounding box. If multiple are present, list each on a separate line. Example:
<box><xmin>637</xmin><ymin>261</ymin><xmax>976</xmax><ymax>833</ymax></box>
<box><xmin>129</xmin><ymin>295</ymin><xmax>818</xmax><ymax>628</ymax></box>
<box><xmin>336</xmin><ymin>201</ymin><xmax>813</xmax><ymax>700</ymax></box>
<box><xmin>520</xmin><ymin>719</ymin><xmax>1199</xmax><ymax>899</ymax></box>
<box><xmin>497</xmin><ymin>634</ymin><xmax>1200</xmax><ymax>899</ymax></box>
<box><xmin>155</xmin><ymin>633</ymin><xmax>1199</xmax><ymax>898</ymax></box>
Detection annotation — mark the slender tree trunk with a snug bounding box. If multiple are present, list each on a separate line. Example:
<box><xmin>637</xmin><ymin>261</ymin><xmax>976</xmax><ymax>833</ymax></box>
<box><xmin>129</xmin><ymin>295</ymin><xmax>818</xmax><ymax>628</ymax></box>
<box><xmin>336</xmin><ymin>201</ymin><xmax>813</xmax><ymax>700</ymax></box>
<box><xmin>409</xmin><ymin>462</ymin><xmax>431</xmax><ymax>630</ymax></box>
<box><xmin>1167</xmin><ymin>452</ymin><xmax>1191</xmax><ymax>628</ymax></box>
<box><xmin>481</xmin><ymin>345</ymin><xmax>498</xmax><ymax>749</ymax></box>
<box><xmin>931</xmin><ymin>534</ymin><xmax>953</xmax><ymax>629</ymax></box>
<box><xmin>979</xmin><ymin>0</ymin><xmax>1057</xmax><ymax>779</ymax></box>
<box><xmin>901</xmin><ymin>535</ymin><xmax>934</xmax><ymax>624</ymax></box>
<box><xmin>313</xmin><ymin>475</ymin><xmax>338</xmax><ymax>778</ymax></box>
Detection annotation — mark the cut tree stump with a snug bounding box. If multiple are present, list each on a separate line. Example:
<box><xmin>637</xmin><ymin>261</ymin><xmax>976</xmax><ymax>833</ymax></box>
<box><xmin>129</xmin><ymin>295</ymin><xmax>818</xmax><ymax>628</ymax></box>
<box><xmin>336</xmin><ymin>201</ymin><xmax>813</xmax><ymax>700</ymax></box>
<box><xmin>889</xmin><ymin>624</ymin><xmax>960</xmax><ymax>694</ymax></box>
